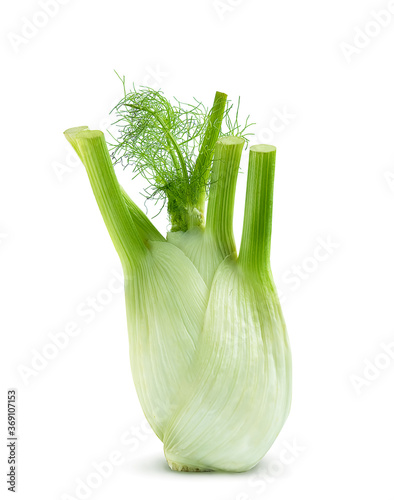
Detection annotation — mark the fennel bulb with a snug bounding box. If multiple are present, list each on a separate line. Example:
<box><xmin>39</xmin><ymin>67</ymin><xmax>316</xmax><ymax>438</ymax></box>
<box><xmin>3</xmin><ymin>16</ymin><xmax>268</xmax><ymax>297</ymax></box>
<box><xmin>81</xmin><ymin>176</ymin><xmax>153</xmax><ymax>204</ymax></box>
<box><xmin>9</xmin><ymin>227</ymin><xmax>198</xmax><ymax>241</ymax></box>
<box><xmin>64</xmin><ymin>86</ymin><xmax>291</xmax><ymax>472</ymax></box>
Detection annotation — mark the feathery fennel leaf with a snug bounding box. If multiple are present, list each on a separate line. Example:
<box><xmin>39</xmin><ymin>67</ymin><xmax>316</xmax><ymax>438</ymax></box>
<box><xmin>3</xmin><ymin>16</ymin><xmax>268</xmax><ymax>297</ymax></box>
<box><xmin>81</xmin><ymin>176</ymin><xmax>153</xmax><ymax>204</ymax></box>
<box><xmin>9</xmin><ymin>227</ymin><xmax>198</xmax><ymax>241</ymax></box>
<box><xmin>109</xmin><ymin>77</ymin><xmax>253</xmax><ymax>230</ymax></box>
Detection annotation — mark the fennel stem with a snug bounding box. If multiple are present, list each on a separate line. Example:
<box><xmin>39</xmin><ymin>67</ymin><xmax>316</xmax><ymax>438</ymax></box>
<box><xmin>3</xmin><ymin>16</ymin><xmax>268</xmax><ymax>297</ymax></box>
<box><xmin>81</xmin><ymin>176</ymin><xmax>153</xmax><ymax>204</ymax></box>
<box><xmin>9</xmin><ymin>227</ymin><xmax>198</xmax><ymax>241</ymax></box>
<box><xmin>238</xmin><ymin>145</ymin><xmax>276</xmax><ymax>274</ymax></box>
<box><xmin>120</xmin><ymin>187</ymin><xmax>166</xmax><ymax>243</ymax></box>
<box><xmin>64</xmin><ymin>128</ymin><xmax>147</xmax><ymax>268</ymax></box>
<box><xmin>205</xmin><ymin>136</ymin><xmax>244</xmax><ymax>259</ymax></box>
<box><xmin>193</xmin><ymin>91</ymin><xmax>228</xmax><ymax>219</ymax></box>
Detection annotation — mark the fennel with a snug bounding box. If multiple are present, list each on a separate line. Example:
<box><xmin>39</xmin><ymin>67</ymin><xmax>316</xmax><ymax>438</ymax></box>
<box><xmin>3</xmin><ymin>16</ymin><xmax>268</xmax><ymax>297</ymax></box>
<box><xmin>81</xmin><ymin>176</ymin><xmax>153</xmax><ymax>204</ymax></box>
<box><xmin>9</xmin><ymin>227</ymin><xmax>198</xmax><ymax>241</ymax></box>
<box><xmin>64</xmin><ymin>85</ymin><xmax>291</xmax><ymax>472</ymax></box>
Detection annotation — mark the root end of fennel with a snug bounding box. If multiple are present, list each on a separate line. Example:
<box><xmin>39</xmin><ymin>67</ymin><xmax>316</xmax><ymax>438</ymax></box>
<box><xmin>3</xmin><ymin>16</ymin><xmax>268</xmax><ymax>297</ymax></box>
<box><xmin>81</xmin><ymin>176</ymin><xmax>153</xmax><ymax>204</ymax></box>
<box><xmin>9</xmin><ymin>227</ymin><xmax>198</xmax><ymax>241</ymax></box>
<box><xmin>166</xmin><ymin>458</ymin><xmax>212</xmax><ymax>473</ymax></box>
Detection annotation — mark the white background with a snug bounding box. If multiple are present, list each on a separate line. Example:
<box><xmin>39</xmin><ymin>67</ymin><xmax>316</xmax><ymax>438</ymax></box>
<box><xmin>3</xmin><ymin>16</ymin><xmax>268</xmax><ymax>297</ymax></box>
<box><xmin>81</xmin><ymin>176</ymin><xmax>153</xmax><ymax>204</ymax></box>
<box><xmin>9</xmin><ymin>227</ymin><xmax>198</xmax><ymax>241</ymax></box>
<box><xmin>1</xmin><ymin>0</ymin><xmax>394</xmax><ymax>499</ymax></box>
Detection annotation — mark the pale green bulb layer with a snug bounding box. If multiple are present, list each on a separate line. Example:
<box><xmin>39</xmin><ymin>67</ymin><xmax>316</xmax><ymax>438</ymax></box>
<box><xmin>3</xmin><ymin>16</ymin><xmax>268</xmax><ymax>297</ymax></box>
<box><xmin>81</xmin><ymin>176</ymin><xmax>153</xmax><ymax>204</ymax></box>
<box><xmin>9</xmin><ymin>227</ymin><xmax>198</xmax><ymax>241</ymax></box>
<box><xmin>124</xmin><ymin>241</ymin><xmax>207</xmax><ymax>439</ymax></box>
<box><xmin>164</xmin><ymin>259</ymin><xmax>291</xmax><ymax>471</ymax></box>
